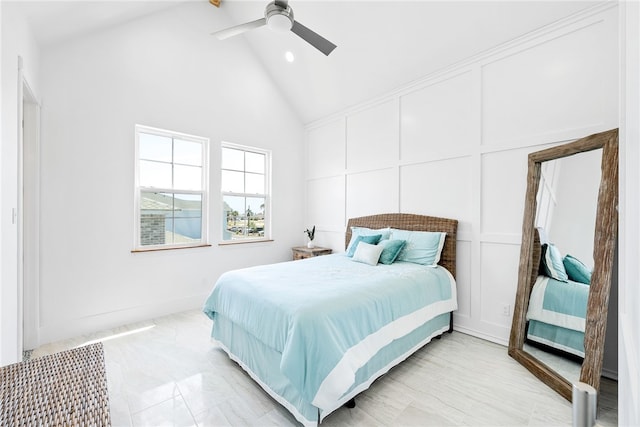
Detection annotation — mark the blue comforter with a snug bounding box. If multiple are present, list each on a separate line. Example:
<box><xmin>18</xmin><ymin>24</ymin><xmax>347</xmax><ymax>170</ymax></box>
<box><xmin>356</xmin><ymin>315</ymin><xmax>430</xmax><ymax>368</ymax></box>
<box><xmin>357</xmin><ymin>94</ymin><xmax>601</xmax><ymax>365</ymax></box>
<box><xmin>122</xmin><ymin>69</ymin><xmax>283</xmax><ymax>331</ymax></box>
<box><xmin>527</xmin><ymin>275</ymin><xmax>589</xmax><ymax>332</ymax></box>
<box><xmin>203</xmin><ymin>254</ymin><xmax>457</xmax><ymax>411</ymax></box>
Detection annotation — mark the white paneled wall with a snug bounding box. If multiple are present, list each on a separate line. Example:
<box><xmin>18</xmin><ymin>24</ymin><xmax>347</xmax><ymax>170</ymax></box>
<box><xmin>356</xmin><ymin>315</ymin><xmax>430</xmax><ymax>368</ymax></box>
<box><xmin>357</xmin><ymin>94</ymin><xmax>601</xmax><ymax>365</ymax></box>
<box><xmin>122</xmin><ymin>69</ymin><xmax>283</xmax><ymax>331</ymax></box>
<box><xmin>400</xmin><ymin>71</ymin><xmax>476</xmax><ymax>161</ymax></box>
<box><xmin>304</xmin><ymin>5</ymin><xmax>618</xmax><ymax>344</ymax></box>
<box><xmin>346</xmin><ymin>169</ymin><xmax>398</xmax><ymax>219</ymax></box>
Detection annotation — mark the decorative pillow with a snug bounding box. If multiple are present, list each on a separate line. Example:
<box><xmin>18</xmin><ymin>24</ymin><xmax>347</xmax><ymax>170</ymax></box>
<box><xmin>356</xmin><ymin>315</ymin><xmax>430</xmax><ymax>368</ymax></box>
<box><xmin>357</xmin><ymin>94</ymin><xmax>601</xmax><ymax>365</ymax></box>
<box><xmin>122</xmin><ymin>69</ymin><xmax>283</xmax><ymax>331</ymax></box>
<box><xmin>540</xmin><ymin>243</ymin><xmax>569</xmax><ymax>282</ymax></box>
<box><xmin>377</xmin><ymin>239</ymin><xmax>407</xmax><ymax>265</ymax></box>
<box><xmin>346</xmin><ymin>227</ymin><xmax>389</xmax><ymax>253</ymax></box>
<box><xmin>390</xmin><ymin>229</ymin><xmax>446</xmax><ymax>266</ymax></box>
<box><xmin>563</xmin><ymin>254</ymin><xmax>592</xmax><ymax>285</ymax></box>
<box><xmin>352</xmin><ymin>242</ymin><xmax>384</xmax><ymax>266</ymax></box>
<box><xmin>346</xmin><ymin>234</ymin><xmax>382</xmax><ymax>257</ymax></box>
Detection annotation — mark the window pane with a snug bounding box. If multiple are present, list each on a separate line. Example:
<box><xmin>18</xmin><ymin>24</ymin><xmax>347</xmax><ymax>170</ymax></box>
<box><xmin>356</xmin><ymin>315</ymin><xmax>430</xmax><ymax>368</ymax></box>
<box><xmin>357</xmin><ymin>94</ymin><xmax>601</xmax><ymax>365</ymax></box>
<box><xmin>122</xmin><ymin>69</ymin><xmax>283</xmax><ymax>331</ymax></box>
<box><xmin>221</xmin><ymin>170</ymin><xmax>244</xmax><ymax>193</ymax></box>
<box><xmin>140</xmin><ymin>192</ymin><xmax>171</xmax><ymax>246</ymax></box>
<box><xmin>140</xmin><ymin>160</ymin><xmax>172</xmax><ymax>188</ymax></box>
<box><xmin>174</xmin><ymin>165</ymin><xmax>202</xmax><ymax>190</ymax></box>
<box><xmin>139</xmin><ymin>133</ymin><xmax>172</xmax><ymax>162</ymax></box>
<box><xmin>140</xmin><ymin>191</ymin><xmax>174</xmax><ymax>212</ymax></box>
<box><xmin>245</xmin><ymin>152</ymin><xmax>265</xmax><ymax>174</ymax></box>
<box><xmin>245</xmin><ymin>197</ymin><xmax>265</xmax><ymax>238</ymax></box>
<box><xmin>174</xmin><ymin>218</ymin><xmax>202</xmax><ymax>242</ymax></box>
<box><xmin>223</xmin><ymin>195</ymin><xmax>245</xmax><ymax>240</ymax></box>
<box><xmin>173</xmin><ymin>193</ymin><xmax>202</xmax><ymax>218</ymax></box>
<box><xmin>174</xmin><ymin>193</ymin><xmax>202</xmax><ymax>242</ymax></box>
<box><xmin>246</xmin><ymin>197</ymin><xmax>265</xmax><ymax>217</ymax></box>
<box><xmin>174</xmin><ymin>139</ymin><xmax>202</xmax><ymax>166</ymax></box>
<box><xmin>245</xmin><ymin>173</ymin><xmax>264</xmax><ymax>194</ymax></box>
<box><xmin>222</xmin><ymin>147</ymin><xmax>244</xmax><ymax>171</ymax></box>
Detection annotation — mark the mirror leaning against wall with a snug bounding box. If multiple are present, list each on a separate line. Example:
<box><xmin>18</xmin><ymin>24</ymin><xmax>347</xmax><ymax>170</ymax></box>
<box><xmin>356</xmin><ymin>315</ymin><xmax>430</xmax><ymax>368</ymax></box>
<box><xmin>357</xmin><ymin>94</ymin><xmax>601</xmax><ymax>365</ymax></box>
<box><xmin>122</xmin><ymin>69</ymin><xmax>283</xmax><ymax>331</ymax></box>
<box><xmin>508</xmin><ymin>129</ymin><xmax>618</xmax><ymax>401</ymax></box>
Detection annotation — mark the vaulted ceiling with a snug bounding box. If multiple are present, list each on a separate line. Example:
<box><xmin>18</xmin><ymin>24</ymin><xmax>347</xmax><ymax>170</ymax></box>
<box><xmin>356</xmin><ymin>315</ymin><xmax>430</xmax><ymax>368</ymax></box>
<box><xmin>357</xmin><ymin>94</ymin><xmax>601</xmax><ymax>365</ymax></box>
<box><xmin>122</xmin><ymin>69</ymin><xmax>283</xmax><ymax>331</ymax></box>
<box><xmin>8</xmin><ymin>0</ymin><xmax>602</xmax><ymax>123</ymax></box>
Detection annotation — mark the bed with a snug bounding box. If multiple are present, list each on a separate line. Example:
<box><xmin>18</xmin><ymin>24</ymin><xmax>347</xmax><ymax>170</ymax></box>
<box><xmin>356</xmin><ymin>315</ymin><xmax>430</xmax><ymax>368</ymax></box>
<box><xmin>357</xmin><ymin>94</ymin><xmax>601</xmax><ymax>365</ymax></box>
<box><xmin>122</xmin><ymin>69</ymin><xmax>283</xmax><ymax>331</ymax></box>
<box><xmin>525</xmin><ymin>229</ymin><xmax>591</xmax><ymax>358</ymax></box>
<box><xmin>203</xmin><ymin>213</ymin><xmax>458</xmax><ymax>426</ymax></box>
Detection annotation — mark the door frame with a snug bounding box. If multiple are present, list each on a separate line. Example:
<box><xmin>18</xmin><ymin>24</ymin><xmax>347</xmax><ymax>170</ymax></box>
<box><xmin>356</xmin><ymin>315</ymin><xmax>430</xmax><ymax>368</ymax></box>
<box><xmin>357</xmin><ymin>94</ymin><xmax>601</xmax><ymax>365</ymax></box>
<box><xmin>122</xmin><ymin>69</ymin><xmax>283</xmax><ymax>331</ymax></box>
<box><xmin>18</xmin><ymin>56</ymin><xmax>41</xmax><ymax>354</ymax></box>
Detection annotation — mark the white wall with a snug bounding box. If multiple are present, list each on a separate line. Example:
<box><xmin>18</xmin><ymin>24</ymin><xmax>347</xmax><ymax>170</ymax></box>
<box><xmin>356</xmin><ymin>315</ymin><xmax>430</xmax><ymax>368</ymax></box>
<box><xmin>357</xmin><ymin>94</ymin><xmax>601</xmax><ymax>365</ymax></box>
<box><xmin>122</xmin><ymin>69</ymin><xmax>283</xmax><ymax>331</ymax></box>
<box><xmin>0</xmin><ymin>0</ymin><xmax>4</xmax><ymax>365</ymax></box>
<box><xmin>1</xmin><ymin>4</ymin><xmax>41</xmax><ymax>365</ymax></box>
<box><xmin>304</xmin><ymin>5</ymin><xmax>618</xmax><ymax>345</ymax></box>
<box><xmin>34</xmin><ymin>2</ymin><xmax>305</xmax><ymax>345</ymax></box>
<box><xmin>619</xmin><ymin>1</ymin><xmax>640</xmax><ymax>424</ymax></box>
<box><xmin>548</xmin><ymin>150</ymin><xmax>601</xmax><ymax>269</ymax></box>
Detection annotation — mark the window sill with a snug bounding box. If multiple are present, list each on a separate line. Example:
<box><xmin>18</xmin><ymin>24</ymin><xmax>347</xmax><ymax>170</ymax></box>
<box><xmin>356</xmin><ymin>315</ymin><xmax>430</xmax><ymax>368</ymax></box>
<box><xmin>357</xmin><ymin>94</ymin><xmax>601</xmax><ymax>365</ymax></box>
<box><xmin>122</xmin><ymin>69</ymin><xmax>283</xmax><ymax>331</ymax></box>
<box><xmin>131</xmin><ymin>244</ymin><xmax>212</xmax><ymax>253</ymax></box>
<box><xmin>218</xmin><ymin>239</ymin><xmax>274</xmax><ymax>246</ymax></box>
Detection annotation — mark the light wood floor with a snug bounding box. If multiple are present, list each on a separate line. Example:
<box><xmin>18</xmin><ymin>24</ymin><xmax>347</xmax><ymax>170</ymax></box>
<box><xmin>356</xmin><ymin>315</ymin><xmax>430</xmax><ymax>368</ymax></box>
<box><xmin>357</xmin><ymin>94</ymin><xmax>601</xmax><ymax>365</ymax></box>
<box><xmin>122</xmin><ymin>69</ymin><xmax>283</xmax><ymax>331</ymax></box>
<box><xmin>31</xmin><ymin>310</ymin><xmax>617</xmax><ymax>426</ymax></box>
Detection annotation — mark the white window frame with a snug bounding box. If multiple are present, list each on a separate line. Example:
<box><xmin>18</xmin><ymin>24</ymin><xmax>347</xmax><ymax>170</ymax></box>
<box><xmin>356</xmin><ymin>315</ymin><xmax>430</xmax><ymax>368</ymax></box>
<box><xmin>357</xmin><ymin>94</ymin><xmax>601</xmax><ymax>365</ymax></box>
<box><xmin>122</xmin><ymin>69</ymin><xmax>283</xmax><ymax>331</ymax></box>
<box><xmin>220</xmin><ymin>142</ymin><xmax>272</xmax><ymax>244</ymax></box>
<box><xmin>133</xmin><ymin>124</ymin><xmax>210</xmax><ymax>251</ymax></box>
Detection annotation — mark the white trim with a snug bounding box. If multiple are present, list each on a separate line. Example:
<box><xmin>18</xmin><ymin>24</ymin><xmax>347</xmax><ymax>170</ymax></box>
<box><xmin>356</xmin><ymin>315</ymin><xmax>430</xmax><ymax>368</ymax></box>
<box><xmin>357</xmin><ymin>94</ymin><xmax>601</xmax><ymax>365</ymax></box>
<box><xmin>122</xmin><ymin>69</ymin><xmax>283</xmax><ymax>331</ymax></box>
<box><xmin>38</xmin><ymin>293</ymin><xmax>205</xmax><ymax>345</ymax></box>
<box><xmin>21</xmin><ymin>80</ymin><xmax>40</xmax><ymax>351</ymax></box>
<box><xmin>220</xmin><ymin>141</ymin><xmax>272</xmax><ymax>243</ymax></box>
<box><xmin>619</xmin><ymin>1</ymin><xmax>640</xmax><ymax>424</ymax></box>
<box><xmin>16</xmin><ymin>58</ymin><xmax>42</xmax><ymax>357</ymax></box>
<box><xmin>305</xmin><ymin>3</ymin><xmax>617</xmax><ymax>129</ymax></box>
<box><xmin>133</xmin><ymin>124</ymin><xmax>210</xmax><ymax>251</ymax></box>
<box><xmin>16</xmin><ymin>56</ymin><xmax>25</xmax><ymax>361</ymax></box>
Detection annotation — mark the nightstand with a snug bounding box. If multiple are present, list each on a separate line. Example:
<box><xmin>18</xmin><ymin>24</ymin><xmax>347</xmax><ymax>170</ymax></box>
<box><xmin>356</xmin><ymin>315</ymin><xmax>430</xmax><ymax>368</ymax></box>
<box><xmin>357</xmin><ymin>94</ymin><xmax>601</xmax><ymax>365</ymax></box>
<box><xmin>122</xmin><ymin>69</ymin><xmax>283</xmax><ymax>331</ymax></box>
<box><xmin>291</xmin><ymin>246</ymin><xmax>332</xmax><ymax>260</ymax></box>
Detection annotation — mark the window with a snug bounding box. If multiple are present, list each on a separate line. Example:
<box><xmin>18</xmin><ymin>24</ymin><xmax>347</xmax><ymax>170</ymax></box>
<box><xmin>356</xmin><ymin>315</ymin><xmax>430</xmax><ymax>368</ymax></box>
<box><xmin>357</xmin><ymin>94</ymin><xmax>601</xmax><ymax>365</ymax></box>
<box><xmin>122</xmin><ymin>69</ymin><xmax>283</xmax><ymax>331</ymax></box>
<box><xmin>134</xmin><ymin>125</ymin><xmax>209</xmax><ymax>250</ymax></box>
<box><xmin>221</xmin><ymin>143</ymin><xmax>270</xmax><ymax>243</ymax></box>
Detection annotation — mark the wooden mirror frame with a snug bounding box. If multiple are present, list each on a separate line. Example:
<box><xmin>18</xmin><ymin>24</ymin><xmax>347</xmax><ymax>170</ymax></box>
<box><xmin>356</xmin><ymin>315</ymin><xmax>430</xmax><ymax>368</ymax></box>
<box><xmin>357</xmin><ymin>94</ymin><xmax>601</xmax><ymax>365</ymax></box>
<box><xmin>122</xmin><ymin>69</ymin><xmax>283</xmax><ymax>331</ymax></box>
<box><xmin>508</xmin><ymin>128</ymin><xmax>619</xmax><ymax>401</ymax></box>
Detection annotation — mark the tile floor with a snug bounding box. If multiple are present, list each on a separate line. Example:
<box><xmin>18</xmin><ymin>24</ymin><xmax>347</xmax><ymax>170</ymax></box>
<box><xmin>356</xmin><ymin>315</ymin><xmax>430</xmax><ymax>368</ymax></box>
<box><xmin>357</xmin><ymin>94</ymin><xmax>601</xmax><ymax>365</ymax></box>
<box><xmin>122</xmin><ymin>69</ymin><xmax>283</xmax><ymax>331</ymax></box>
<box><xmin>31</xmin><ymin>310</ymin><xmax>617</xmax><ymax>426</ymax></box>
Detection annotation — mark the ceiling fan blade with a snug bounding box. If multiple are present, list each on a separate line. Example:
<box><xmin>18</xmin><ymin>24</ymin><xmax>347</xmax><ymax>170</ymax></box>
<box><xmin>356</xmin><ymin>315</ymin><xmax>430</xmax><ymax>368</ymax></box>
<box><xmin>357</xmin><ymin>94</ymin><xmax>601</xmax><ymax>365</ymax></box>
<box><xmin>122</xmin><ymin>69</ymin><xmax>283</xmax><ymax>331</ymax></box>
<box><xmin>212</xmin><ymin>18</ymin><xmax>267</xmax><ymax>40</ymax></box>
<box><xmin>274</xmin><ymin>0</ymin><xmax>289</xmax><ymax>8</ymax></box>
<box><xmin>291</xmin><ymin>20</ymin><xmax>337</xmax><ymax>56</ymax></box>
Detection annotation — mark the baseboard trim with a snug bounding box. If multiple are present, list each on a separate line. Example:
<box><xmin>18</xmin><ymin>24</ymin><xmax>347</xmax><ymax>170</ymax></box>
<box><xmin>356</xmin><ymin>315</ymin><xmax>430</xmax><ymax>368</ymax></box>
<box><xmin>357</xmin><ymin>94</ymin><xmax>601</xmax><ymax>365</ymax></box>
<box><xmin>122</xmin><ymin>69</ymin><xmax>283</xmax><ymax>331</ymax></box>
<box><xmin>453</xmin><ymin>324</ymin><xmax>509</xmax><ymax>347</ymax></box>
<box><xmin>602</xmin><ymin>367</ymin><xmax>618</xmax><ymax>381</ymax></box>
<box><xmin>37</xmin><ymin>294</ymin><xmax>208</xmax><ymax>347</ymax></box>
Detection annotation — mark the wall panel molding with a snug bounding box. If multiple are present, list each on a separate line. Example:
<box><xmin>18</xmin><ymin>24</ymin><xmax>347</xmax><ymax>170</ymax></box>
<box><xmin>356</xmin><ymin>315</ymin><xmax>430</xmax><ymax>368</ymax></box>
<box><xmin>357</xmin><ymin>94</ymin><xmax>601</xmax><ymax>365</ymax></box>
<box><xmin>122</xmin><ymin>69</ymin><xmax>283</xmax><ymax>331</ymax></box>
<box><xmin>304</xmin><ymin>6</ymin><xmax>618</xmax><ymax>344</ymax></box>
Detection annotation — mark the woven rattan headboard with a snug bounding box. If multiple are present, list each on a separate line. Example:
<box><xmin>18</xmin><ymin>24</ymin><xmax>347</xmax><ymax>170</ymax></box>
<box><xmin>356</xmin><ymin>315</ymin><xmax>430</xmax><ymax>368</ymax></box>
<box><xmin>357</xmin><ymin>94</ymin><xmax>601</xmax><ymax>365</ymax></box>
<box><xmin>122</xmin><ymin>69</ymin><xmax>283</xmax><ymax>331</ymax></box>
<box><xmin>345</xmin><ymin>213</ymin><xmax>458</xmax><ymax>278</ymax></box>
<box><xmin>529</xmin><ymin>228</ymin><xmax>542</xmax><ymax>294</ymax></box>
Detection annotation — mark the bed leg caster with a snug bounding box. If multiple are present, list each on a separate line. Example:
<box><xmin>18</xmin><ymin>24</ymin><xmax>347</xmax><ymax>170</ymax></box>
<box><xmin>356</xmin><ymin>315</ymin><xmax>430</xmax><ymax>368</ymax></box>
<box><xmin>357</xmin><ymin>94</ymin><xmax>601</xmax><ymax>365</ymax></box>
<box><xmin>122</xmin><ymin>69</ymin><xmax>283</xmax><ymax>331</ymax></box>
<box><xmin>345</xmin><ymin>398</ymin><xmax>356</xmax><ymax>409</ymax></box>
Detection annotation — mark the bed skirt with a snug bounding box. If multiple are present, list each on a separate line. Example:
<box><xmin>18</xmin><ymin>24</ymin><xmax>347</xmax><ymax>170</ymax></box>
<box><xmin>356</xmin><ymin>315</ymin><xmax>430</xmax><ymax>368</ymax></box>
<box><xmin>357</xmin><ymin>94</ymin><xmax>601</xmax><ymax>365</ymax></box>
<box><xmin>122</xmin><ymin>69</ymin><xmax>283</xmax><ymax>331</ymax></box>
<box><xmin>212</xmin><ymin>312</ymin><xmax>451</xmax><ymax>426</ymax></box>
<box><xmin>527</xmin><ymin>319</ymin><xmax>585</xmax><ymax>358</ymax></box>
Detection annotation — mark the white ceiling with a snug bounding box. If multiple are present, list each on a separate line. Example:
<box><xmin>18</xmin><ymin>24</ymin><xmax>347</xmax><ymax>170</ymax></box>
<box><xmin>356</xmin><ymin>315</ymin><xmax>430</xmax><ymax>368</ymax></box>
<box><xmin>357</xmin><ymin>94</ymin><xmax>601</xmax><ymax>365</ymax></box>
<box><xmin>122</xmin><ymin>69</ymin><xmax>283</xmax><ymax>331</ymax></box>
<box><xmin>8</xmin><ymin>0</ymin><xmax>603</xmax><ymax>124</ymax></box>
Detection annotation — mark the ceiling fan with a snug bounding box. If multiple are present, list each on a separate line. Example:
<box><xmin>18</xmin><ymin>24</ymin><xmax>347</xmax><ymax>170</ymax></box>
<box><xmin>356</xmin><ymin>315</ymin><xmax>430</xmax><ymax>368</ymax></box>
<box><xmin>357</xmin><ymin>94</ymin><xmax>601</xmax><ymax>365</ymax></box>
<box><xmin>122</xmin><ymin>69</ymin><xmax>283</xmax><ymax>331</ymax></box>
<box><xmin>210</xmin><ymin>0</ymin><xmax>337</xmax><ymax>56</ymax></box>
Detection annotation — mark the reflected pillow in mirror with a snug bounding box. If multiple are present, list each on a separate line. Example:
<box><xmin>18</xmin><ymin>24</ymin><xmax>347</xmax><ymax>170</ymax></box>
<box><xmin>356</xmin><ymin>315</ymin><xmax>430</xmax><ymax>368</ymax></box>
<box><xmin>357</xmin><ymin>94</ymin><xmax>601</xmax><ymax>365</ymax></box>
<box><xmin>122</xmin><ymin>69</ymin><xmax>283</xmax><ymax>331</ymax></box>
<box><xmin>346</xmin><ymin>234</ymin><xmax>383</xmax><ymax>257</ymax></box>
<box><xmin>563</xmin><ymin>254</ymin><xmax>592</xmax><ymax>285</ymax></box>
<box><xmin>377</xmin><ymin>239</ymin><xmax>407</xmax><ymax>265</ymax></box>
<box><xmin>540</xmin><ymin>243</ymin><xmax>569</xmax><ymax>282</ymax></box>
<box><xmin>352</xmin><ymin>242</ymin><xmax>384</xmax><ymax>266</ymax></box>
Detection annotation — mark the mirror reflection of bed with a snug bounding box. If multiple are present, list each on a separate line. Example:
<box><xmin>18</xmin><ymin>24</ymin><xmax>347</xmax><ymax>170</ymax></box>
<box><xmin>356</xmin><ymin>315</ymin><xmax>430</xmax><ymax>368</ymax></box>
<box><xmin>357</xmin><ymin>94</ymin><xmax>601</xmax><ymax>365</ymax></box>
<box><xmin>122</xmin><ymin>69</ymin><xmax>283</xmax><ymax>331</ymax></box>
<box><xmin>509</xmin><ymin>129</ymin><xmax>619</xmax><ymax>426</ymax></box>
<box><xmin>523</xmin><ymin>150</ymin><xmax>602</xmax><ymax>382</ymax></box>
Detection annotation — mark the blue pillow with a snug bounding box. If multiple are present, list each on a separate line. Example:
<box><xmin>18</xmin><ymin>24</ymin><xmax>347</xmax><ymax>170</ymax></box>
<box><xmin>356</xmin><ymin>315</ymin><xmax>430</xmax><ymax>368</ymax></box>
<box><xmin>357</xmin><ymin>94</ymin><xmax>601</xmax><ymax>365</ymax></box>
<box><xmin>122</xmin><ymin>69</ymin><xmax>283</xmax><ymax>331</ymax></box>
<box><xmin>391</xmin><ymin>229</ymin><xmax>446</xmax><ymax>266</ymax></box>
<box><xmin>377</xmin><ymin>239</ymin><xmax>407</xmax><ymax>265</ymax></box>
<box><xmin>540</xmin><ymin>243</ymin><xmax>568</xmax><ymax>282</ymax></box>
<box><xmin>346</xmin><ymin>234</ymin><xmax>382</xmax><ymax>257</ymax></box>
<box><xmin>346</xmin><ymin>227</ymin><xmax>390</xmax><ymax>254</ymax></box>
<box><xmin>563</xmin><ymin>254</ymin><xmax>592</xmax><ymax>285</ymax></box>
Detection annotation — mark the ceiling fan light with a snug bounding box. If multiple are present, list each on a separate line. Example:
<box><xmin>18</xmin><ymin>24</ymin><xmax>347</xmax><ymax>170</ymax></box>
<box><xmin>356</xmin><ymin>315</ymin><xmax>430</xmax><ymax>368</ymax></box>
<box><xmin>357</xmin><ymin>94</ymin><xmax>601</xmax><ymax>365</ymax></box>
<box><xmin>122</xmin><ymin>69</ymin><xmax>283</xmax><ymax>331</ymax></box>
<box><xmin>267</xmin><ymin>13</ymin><xmax>293</xmax><ymax>32</ymax></box>
<box><xmin>285</xmin><ymin>51</ymin><xmax>295</xmax><ymax>62</ymax></box>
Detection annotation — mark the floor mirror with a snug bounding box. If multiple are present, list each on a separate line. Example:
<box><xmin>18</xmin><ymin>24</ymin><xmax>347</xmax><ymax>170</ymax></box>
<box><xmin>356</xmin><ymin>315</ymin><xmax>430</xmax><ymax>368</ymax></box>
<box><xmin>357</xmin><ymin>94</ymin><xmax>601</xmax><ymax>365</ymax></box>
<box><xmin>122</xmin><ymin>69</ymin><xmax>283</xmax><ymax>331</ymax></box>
<box><xmin>508</xmin><ymin>128</ymin><xmax>618</xmax><ymax>401</ymax></box>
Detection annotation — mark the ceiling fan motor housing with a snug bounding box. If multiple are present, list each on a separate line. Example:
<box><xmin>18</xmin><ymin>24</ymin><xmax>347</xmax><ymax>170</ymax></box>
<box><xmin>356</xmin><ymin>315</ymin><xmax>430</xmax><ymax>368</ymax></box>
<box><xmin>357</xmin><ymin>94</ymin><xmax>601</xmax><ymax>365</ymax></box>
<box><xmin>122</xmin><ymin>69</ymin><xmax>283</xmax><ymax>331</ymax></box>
<box><xmin>265</xmin><ymin>2</ymin><xmax>294</xmax><ymax>31</ymax></box>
